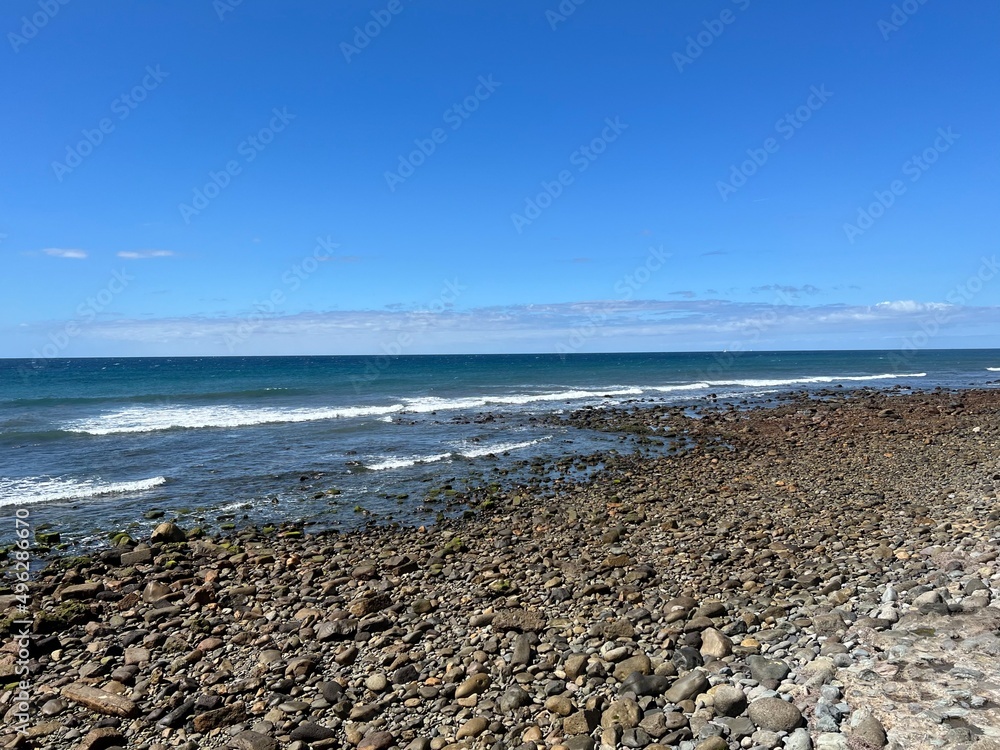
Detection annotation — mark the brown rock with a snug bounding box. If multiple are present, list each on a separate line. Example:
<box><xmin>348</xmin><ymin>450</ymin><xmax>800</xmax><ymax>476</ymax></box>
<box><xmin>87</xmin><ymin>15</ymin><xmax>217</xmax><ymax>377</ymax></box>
<box><xmin>357</xmin><ymin>731</ymin><xmax>395</xmax><ymax>750</ymax></box>
<box><xmin>455</xmin><ymin>673</ymin><xmax>491</xmax><ymax>698</ymax></box>
<box><xmin>58</xmin><ymin>582</ymin><xmax>103</xmax><ymax>601</ymax></box>
<box><xmin>150</xmin><ymin>522</ymin><xmax>186</xmax><ymax>543</ymax></box>
<box><xmin>193</xmin><ymin>703</ymin><xmax>247</xmax><ymax>732</ymax></box>
<box><xmin>349</xmin><ymin>592</ymin><xmax>391</xmax><ymax>617</ymax></box>
<box><xmin>456</xmin><ymin>717</ymin><xmax>489</xmax><ymax>739</ymax></box>
<box><xmin>77</xmin><ymin>727</ymin><xmax>124</xmax><ymax>750</ymax></box>
<box><xmin>700</xmin><ymin>628</ymin><xmax>733</xmax><ymax>660</ymax></box>
<box><xmin>493</xmin><ymin>608</ymin><xmax>545</xmax><ymax>632</ymax></box>
<box><xmin>61</xmin><ymin>684</ymin><xmax>138</xmax><ymax>718</ymax></box>
<box><xmin>141</xmin><ymin>581</ymin><xmax>171</xmax><ymax>603</ymax></box>
<box><xmin>231</xmin><ymin>730</ymin><xmax>278</xmax><ymax>750</ymax></box>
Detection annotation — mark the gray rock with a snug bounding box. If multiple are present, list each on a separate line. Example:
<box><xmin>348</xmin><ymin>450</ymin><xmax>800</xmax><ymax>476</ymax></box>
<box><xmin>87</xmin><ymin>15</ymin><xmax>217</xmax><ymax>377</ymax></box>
<box><xmin>852</xmin><ymin>714</ymin><xmax>887</xmax><ymax>748</ymax></box>
<box><xmin>785</xmin><ymin>728</ymin><xmax>813</xmax><ymax>750</ymax></box>
<box><xmin>748</xmin><ymin>655</ymin><xmax>791</xmax><ymax>687</ymax></box>
<box><xmin>120</xmin><ymin>547</ymin><xmax>153</xmax><ymax>566</ymax></box>
<box><xmin>815</xmin><ymin>734</ymin><xmax>849</xmax><ymax>750</ymax></box>
<box><xmin>664</xmin><ymin>670</ymin><xmax>709</xmax><ymax>703</ymax></box>
<box><xmin>231</xmin><ymin>731</ymin><xmax>278</xmax><ymax>750</ymax></box>
<box><xmin>748</xmin><ymin>697</ymin><xmax>803</xmax><ymax>732</ymax></box>
<box><xmin>290</xmin><ymin>722</ymin><xmax>336</xmax><ymax>742</ymax></box>
<box><xmin>620</xmin><ymin>672</ymin><xmax>670</xmax><ymax>697</ymax></box>
<box><xmin>499</xmin><ymin>685</ymin><xmax>532</xmax><ymax>712</ymax></box>
<box><xmin>638</xmin><ymin>711</ymin><xmax>669</xmax><ymax>738</ymax></box>
<box><xmin>715</xmin><ymin>716</ymin><xmax>755</xmax><ymax>739</ymax></box>
<box><xmin>40</xmin><ymin>699</ymin><xmax>66</xmax><ymax>716</ymax></box>
<box><xmin>672</xmin><ymin>646</ymin><xmax>703</xmax><ymax>672</ymax></box>
<box><xmin>621</xmin><ymin>727</ymin><xmax>651</xmax><ymax>748</ymax></box>
<box><xmin>512</xmin><ymin>631</ymin><xmax>537</xmax><ymax>666</ymax></box>
<box><xmin>753</xmin><ymin>729</ymin><xmax>783</xmax><ymax>750</ymax></box>
<box><xmin>711</xmin><ymin>684</ymin><xmax>746</xmax><ymax>716</ymax></box>
<box><xmin>392</xmin><ymin>663</ymin><xmax>420</xmax><ymax>683</ymax></box>
<box><xmin>565</xmin><ymin>736</ymin><xmax>596</xmax><ymax>750</ymax></box>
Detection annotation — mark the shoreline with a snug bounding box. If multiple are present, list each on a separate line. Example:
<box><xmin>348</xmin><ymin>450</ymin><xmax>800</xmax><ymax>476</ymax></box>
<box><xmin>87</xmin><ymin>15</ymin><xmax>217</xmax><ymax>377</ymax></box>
<box><xmin>3</xmin><ymin>387</ymin><xmax>1000</xmax><ymax>749</ymax></box>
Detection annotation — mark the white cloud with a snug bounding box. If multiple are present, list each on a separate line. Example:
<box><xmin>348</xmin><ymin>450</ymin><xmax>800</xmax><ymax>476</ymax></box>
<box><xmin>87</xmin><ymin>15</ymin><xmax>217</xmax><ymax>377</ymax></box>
<box><xmin>874</xmin><ymin>300</ymin><xmax>950</xmax><ymax>313</ymax></box>
<box><xmin>22</xmin><ymin>296</ymin><xmax>998</xmax><ymax>355</ymax></box>
<box><xmin>43</xmin><ymin>248</ymin><xmax>87</xmax><ymax>259</ymax></box>
<box><xmin>117</xmin><ymin>250</ymin><xmax>175</xmax><ymax>259</ymax></box>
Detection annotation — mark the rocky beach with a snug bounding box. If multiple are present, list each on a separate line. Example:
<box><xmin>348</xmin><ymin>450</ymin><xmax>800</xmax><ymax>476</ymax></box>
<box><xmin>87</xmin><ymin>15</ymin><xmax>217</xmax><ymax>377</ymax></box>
<box><xmin>3</xmin><ymin>386</ymin><xmax>1000</xmax><ymax>750</ymax></box>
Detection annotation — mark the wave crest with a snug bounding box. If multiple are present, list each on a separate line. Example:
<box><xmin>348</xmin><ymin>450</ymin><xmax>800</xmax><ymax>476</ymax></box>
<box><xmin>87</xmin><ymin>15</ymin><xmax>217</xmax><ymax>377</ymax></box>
<box><xmin>0</xmin><ymin>476</ymin><xmax>167</xmax><ymax>506</ymax></box>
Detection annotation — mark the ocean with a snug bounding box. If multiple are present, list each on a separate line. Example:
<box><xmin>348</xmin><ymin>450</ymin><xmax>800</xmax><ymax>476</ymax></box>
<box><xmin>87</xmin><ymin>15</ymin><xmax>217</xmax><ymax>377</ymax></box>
<box><xmin>2</xmin><ymin>350</ymin><xmax>999</xmax><ymax>549</ymax></box>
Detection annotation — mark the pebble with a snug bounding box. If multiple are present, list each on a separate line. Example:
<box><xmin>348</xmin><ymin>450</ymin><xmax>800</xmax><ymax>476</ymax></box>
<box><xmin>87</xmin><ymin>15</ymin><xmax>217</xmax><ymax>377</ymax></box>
<box><xmin>11</xmin><ymin>389</ymin><xmax>1000</xmax><ymax>750</ymax></box>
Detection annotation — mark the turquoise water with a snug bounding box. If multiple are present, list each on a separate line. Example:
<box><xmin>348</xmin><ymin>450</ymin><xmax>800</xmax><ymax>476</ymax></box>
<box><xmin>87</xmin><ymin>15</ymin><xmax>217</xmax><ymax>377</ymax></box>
<box><xmin>2</xmin><ymin>350</ymin><xmax>998</xmax><ymax>546</ymax></box>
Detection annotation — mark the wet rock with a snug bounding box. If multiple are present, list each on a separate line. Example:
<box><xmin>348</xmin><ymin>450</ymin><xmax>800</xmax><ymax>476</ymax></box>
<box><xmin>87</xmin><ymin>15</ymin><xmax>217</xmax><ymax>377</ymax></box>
<box><xmin>150</xmin><ymin>522</ymin><xmax>186</xmax><ymax>543</ymax></box>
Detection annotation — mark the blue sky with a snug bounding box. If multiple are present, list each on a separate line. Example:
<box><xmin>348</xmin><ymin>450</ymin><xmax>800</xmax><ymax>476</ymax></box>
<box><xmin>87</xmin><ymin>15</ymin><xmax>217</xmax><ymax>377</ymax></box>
<box><xmin>2</xmin><ymin>0</ymin><xmax>998</xmax><ymax>356</ymax></box>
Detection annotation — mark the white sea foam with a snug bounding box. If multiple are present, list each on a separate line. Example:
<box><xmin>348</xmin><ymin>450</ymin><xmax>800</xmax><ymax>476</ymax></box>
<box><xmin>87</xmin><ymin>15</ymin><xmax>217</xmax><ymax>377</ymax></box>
<box><xmin>0</xmin><ymin>476</ymin><xmax>167</xmax><ymax>507</ymax></box>
<box><xmin>65</xmin><ymin>404</ymin><xmax>405</xmax><ymax>435</ymax></box>
<box><xmin>60</xmin><ymin>376</ymin><xmax>925</xmax><ymax>436</ymax></box>
<box><xmin>651</xmin><ymin>373</ymin><xmax>926</xmax><ymax>390</ymax></box>
<box><xmin>987</xmin><ymin>367</ymin><xmax>1000</xmax><ymax>372</ymax></box>
<box><xmin>457</xmin><ymin>437</ymin><xmax>547</xmax><ymax>458</ymax></box>
<box><xmin>364</xmin><ymin>437</ymin><xmax>549</xmax><ymax>471</ymax></box>
<box><xmin>650</xmin><ymin>382</ymin><xmax>712</xmax><ymax>392</ymax></box>
<box><xmin>401</xmin><ymin>387</ymin><xmax>643</xmax><ymax>413</ymax></box>
<box><xmin>364</xmin><ymin>453</ymin><xmax>454</xmax><ymax>471</ymax></box>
